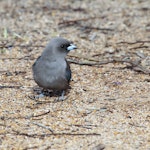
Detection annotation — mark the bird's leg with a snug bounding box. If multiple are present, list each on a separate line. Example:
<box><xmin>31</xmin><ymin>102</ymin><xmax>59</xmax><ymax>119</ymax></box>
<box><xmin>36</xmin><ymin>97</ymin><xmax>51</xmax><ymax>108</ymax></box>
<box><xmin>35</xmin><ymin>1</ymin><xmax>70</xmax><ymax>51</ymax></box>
<box><xmin>59</xmin><ymin>90</ymin><xmax>65</xmax><ymax>101</ymax></box>
<box><xmin>34</xmin><ymin>89</ymin><xmax>53</xmax><ymax>99</ymax></box>
<box><xmin>34</xmin><ymin>89</ymin><xmax>45</xmax><ymax>99</ymax></box>
<box><xmin>56</xmin><ymin>90</ymin><xmax>65</xmax><ymax>101</ymax></box>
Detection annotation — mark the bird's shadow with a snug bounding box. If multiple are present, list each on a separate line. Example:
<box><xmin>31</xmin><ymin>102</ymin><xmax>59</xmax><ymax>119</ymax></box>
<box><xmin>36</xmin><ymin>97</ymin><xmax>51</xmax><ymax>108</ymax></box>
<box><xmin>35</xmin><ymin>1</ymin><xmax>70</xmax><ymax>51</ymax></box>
<box><xmin>30</xmin><ymin>87</ymin><xmax>70</xmax><ymax>102</ymax></box>
<box><xmin>33</xmin><ymin>87</ymin><xmax>62</xmax><ymax>97</ymax></box>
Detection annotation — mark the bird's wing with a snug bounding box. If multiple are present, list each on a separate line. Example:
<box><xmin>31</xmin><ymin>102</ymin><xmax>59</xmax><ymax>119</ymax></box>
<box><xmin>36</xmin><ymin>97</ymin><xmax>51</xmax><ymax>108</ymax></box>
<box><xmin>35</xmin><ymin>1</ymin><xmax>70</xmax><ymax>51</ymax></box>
<box><xmin>32</xmin><ymin>56</ymin><xmax>41</xmax><ymax>69</ymax></box>
<box><xmin>65</xmin><ymin>60</ymin><xmax>71</xmax><ymax>82</ymax></box>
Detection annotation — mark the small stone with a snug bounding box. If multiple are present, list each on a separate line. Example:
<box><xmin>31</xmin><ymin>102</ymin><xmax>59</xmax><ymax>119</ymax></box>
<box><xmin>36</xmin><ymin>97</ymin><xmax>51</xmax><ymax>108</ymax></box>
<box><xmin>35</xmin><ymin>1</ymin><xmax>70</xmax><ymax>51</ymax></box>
<box><xmin>92</xmin><ymin>144</ymin><xmax>105</xmax><ymax>150</ymax></box>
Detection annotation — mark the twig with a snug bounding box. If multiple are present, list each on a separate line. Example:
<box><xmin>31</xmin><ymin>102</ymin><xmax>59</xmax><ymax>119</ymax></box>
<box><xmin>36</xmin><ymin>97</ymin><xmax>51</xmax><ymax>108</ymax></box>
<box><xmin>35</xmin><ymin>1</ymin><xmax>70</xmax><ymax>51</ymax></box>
<box><xmin>1</xmin><ymin>55</ymin><xmax>34</xmax><ymax>60</ymax></box>
<box><xmin>41</xmin><ymin>5</ymin><xmax>86</xmax><ymax>12</ymax></box>
<box><xmin>31</xmin><ymin>110</ymin><xmax>50</xmax><ymax>118</ymax></box>
<box><xmin>80</xmin><ymin>25</ymin><xmax>114</xmax><ymax>31</ymax></box>
<box><xmin>31</xmin><ymin>122</ymin><xmax>54</xmax><ymax>133</ymax></box>
<box><xmin>0</xmin><ymin>85</ymin><xmax>21</xmax><ymax>89</ymax></box>
<box><xmin>68</xmin><ymin>56</ymin><xmax>134</xmax><ymax>66</ymax></box>
<box><xmin>68</xmin><ymin>59</ymin><xmax>113</xmax><ymax>66</ymax></box>
<box><xmin>58</xmin><ymin>16</ymin><xmax>106</xmax><ymax>26</ymax></box>
<box><xmin>127</xmin><ymin>65</ymin><xmax>150</xmax><ymax>74</ymax></box>
<box><xmin>0</xmin><ymin>44</ymin><xmax>45</xmax><ymax>49</ymax></box>
<box><xmin>68</xmin><ymin>124</ymin><xmax>101</xmax><ymax>129</ymax></box>
<box><xmin>70</xmin><ymin>124</ymin><xmax>92</xmax><ymax>129</ymax></box>
<box><xmin>68</xmin><ymin>53</ymin><xmax>100</xmax><ymax>62</ymax></box>
<box><xmin>129</xmin><ymin>45</ymin><xmax>149</xmax><ymax>50</ymax></box>
<box><xmin>23</xmin><ymin>146</ymin><xmax>39</xmax><ymax>150</ymax></box>
<box><xmin>12</xmin><ymin>129</ymin><xmax>101</xmax><ymax>138</ymax></box>
<box><xmin>117</xmin><ymin>40</ymin><xmax>150</xmax><ymax>44</ymax></box>
<box><xmin>68</xmin><ymin>57</ymin><xmax>150</xmax><ymax>74</ymax></box>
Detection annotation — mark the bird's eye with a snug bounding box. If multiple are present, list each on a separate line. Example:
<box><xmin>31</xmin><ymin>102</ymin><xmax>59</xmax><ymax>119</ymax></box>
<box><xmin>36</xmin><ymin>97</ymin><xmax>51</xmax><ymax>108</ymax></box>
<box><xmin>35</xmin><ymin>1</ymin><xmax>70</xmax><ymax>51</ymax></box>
<box><xmin>61</xmin><ymin>44</ymin><xmax>64</xmax><ymax>48</ymax></box>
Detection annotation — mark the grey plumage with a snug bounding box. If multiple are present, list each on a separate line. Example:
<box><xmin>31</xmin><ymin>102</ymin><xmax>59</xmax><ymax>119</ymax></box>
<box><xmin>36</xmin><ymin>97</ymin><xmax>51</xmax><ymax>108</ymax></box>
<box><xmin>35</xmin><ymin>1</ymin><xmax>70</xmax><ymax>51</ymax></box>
<box><xmin>32</xmin><ymin>37</ymin><xmax>77</xmax><ymax>100</ymax></box>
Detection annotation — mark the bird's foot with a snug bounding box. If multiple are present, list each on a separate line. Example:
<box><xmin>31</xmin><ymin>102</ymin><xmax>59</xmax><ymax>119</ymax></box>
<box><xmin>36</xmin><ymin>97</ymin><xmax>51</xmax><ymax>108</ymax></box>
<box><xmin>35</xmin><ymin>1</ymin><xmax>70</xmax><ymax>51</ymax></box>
<box><xmin>54</xmin><ymin>90</ymin><xmax>66</xmax><ymax>101</ymax></box>
<box><xmin>35</xmin><ymin>93</ymin><xmax>45</xmax><ymax>99</ymax></box>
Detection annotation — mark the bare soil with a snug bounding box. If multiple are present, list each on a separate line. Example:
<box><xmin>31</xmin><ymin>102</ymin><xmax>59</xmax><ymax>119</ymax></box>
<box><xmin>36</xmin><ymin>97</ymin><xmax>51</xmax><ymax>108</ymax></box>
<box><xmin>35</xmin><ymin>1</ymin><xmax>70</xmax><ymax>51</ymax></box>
<box><xmin>0</xmin><ymin>0</ymin><xmax>150</xmax><ymax>150</ymax></box>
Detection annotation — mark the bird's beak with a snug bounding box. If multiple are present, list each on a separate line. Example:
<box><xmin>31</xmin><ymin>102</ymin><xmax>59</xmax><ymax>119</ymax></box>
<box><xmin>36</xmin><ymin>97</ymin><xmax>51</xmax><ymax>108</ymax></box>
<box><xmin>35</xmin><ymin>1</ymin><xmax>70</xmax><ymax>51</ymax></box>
<box><xmin>67</xmin><ymin>44</ymin><xmax>77</xmax><ymax>51</ymax></box>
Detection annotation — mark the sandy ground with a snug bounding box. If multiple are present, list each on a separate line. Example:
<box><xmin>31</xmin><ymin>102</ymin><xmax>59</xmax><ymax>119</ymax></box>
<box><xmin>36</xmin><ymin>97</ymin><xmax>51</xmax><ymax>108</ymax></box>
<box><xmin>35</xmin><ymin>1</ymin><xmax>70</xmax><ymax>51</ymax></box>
<box><xmin>0</xmin><ymin>0</ymin><xmax>150</xmax><ymax>150</ymax></box>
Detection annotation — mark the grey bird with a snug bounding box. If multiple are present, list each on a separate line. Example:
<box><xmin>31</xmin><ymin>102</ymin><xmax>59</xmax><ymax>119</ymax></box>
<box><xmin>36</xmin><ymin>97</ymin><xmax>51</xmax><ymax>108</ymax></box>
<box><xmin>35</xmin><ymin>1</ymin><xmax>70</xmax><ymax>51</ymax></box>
<box><xmin>32</xmin><ymin>37</ymin><xmax>77</xmax><ymax>100</ymax></box>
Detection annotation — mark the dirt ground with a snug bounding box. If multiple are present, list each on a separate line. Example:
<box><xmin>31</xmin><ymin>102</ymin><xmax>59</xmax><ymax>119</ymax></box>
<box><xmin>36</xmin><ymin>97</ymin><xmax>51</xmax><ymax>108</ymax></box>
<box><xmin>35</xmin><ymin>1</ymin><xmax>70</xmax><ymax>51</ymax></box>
<box><xmin>0</xmin><ymin>0</ymin><xmax>150</xmax><ymax>150</ymax></box>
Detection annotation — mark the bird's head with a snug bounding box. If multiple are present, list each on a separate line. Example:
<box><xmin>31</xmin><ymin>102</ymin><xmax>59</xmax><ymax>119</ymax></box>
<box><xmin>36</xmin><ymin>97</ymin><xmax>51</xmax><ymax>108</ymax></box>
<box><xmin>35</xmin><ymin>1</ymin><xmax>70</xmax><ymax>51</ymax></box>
<box><xmin>51</xmin><ymin>37</ymin><xmax>77</xmax><ymax>56</ymax></box>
